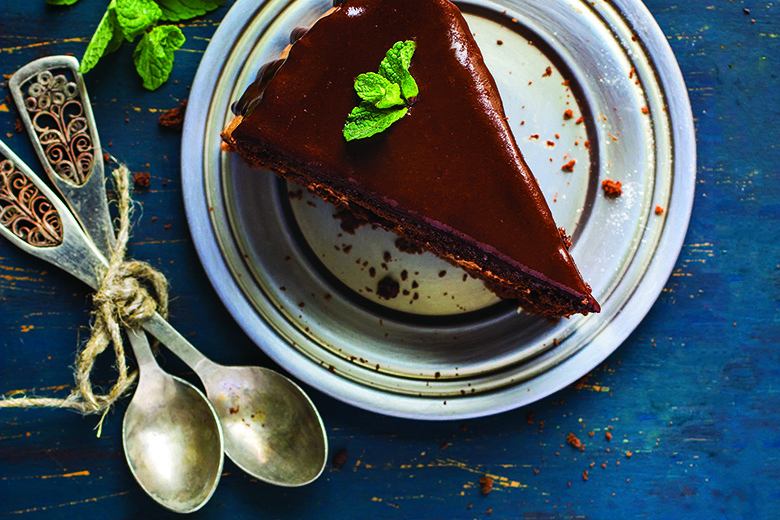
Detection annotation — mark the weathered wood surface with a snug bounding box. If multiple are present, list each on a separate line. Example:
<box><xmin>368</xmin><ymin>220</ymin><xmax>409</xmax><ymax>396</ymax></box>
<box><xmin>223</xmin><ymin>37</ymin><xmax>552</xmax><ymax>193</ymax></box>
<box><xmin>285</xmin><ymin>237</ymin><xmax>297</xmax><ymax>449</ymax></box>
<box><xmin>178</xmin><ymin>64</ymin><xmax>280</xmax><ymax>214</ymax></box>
<box><xmin>0</xmin><ymin>1</ymin><xmax>778</xmax><ymax>518</ymax></box>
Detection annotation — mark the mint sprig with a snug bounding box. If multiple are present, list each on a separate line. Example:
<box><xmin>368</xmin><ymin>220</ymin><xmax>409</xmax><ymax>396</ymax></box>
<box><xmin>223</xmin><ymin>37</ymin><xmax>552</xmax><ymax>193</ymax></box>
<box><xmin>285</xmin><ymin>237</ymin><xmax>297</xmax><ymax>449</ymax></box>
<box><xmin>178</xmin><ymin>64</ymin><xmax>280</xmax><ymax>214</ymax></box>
<box><xmin>344</xmin><ymin>40</ymin><xmax>418</xmax><ymax>141</ymax></box>
<box><xmin>133</xmin><ymin>25</ymin><xmax>186</xmax><ymax>90</ymax></box>
<box><xmin>47</xmin><ymin>0</ymin><xmax>226</xmax><ymax>91</ymax></box>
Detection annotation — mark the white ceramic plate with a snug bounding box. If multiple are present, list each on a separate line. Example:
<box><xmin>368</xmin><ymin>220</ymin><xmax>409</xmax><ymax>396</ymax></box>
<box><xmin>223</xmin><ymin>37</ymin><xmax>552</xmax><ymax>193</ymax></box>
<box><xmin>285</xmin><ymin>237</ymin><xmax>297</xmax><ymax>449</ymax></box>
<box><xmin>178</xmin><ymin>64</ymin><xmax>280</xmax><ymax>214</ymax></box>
<box><xmin>182</xmin><ymin>0</ymin><xmax>695</xmax><ymax>419</ymax></box>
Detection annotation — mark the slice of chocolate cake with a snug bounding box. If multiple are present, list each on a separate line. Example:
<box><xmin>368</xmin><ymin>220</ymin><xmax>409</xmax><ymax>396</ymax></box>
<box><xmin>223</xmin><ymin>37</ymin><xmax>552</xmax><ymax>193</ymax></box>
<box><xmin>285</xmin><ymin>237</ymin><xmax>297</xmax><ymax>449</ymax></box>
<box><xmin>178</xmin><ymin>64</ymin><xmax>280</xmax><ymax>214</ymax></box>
<box><xmin>221</xmin><ymin>0</ymin><xmax>599</xmax><ymax>317</ymax></box>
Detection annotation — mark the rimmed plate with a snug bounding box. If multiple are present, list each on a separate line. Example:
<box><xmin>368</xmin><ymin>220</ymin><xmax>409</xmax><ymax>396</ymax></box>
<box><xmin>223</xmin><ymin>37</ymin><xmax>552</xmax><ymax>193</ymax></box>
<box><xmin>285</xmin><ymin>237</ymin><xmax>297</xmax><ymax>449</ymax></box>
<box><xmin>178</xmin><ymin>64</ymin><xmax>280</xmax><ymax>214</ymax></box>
<box><xmin>182</xmin><ymin>0</ymin><xmax>695</xmax><ymax>419</ymax></box>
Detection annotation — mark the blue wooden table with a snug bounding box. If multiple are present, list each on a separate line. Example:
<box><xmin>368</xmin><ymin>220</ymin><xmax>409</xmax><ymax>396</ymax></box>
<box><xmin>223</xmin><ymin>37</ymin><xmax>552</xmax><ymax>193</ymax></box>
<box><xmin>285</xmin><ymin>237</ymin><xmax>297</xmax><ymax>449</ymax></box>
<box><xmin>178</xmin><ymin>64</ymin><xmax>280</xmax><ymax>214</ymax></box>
<box><xmin>1</xmin><ymin>1</ymin><xmax>778</xmax><ymax>518</ymax></box>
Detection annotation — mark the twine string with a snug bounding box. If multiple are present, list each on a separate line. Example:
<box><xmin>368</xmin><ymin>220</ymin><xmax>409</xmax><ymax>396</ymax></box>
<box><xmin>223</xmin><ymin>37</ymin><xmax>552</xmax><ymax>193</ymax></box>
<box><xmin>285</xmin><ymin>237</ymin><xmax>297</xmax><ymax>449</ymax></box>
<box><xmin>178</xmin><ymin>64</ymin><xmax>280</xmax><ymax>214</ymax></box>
<box><xmin>0</xmin><ymin>164</ymin><xmax>168</xmax><ymax>421</ymax></box>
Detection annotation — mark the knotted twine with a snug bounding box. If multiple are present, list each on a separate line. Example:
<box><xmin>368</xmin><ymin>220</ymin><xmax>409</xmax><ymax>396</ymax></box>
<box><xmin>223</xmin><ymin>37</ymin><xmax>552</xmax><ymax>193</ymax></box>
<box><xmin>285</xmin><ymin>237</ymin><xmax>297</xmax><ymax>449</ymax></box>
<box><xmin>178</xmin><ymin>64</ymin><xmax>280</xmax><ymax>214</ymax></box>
<box><xmin>0</xmin><ymin>164</ymin><xmax>168</xmax><ymax>433</ymax></box>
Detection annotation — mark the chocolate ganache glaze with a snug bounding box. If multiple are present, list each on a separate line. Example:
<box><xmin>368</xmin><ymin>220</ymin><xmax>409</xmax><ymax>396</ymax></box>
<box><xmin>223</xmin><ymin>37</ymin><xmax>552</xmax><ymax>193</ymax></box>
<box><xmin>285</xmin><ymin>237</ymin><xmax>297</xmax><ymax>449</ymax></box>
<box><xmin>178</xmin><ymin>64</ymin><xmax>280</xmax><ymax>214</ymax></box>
<box><xmin>226</xmin><ymin>0</ymin><xmax>599</xmax><ymax>316</ymax></box>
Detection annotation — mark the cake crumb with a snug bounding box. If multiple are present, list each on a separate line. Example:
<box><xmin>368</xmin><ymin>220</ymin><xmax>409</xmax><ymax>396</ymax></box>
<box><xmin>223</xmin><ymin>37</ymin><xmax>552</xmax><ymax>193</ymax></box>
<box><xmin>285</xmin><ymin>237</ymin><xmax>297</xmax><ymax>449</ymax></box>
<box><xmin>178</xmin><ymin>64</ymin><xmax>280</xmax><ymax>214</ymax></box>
<box><xmin>133</xmin><ymin>171</ymin><xmax>151</xmax><ymax>190</ymax></box>
<box><xmin>601</xmin><ymin>178</ymin><xmax>623</xmax><ymax>198</ymax></box>
<box><xmin>542</xmin><ymin>66</ymin><xmax>552</xmax><ymax>77</ymax></box>
<box><xmin>566</xmin><ymin>432</ymin><xmax>583</xmax><ymax>450</ymax></box>
<box><xmin>334</xmin><ymin>209</ymin><xmax>370</xmax><ymax>234</ymax></box>
<box><xmin>479</xmin><ymin>476</ymin><xmax>494</xmax><ymax>495</ymax></box>
<box><xmin>376</xmin><ymin>276</ymin><xmax>400</xmax><ymax>300</ymax></box>
<box><xmin>558</xmin><ymin>228</ymin><xmax>572</xmax><ymax>249</ymax></box>
<box><xmin>561</xmin><ymin>159</ymin><xmax>576</xmax><ymax>172</ymax></box>
<box><xmin>496</xmin><ymin>39</ymin><xmax>504</xmax><ymax>45</ymax></box>
<box><xmin>158</xmin><ymin>99</ymin><xmax>187</xmax><ymax>130</ymax></box>
<box><xmin>655</xmin><ymin>205</ymin><xmax>665</xmax><ymax>215</ymax></box>
<box><xmin>333</xmin><ymin>449</ymin><xmax>348</xmax><ymax>468</ymax></box>
<box><xmin>563</xmin><ymin>109</ymin><xmax>574</xmax><ymax>120</ymax></box>
<box><xmin>395</xmin><ymin>237</ymin><xmax>424</xmax><ymax>255</ymax></box>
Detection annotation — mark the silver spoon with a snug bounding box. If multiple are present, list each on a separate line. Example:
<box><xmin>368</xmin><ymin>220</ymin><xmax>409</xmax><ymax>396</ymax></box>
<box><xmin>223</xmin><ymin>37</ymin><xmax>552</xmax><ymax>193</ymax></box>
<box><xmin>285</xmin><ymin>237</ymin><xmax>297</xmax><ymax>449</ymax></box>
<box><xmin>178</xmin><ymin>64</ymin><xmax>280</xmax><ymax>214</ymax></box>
<box><xmin>0</xmin><ymin>143</ymin><xmax>224</xmax><ymax>512</ymax></box>
<box><xmin>8</xmin><ymin>56</ymin><xmax>328</xmax><ymax>486</ymax></box>
<box><xmin>123</xmin><ymin>327</ymin><xmax>223</xmax><ymax>512</ymax></box>
<box><xmin>140</xmin><ymin>323</ymin><xmax>328</xmax><ymax>487</ymax></box>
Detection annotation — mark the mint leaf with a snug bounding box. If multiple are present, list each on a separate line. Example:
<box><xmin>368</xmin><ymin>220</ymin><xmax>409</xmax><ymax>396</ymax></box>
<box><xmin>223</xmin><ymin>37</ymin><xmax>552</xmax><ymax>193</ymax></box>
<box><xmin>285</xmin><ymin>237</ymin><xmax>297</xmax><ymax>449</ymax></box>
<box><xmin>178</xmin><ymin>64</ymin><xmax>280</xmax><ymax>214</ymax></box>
<box><xmin>354</xmin><ymin>72</ymin><xmax>404</xmax><ymax>109</ymax></box>
<box><xmin>344</xmin><ymin>40</ymin><xmax>418</xmax><ymax>141</ymax></box>
<box><xmin>133</xmin><ymin>25</ymin><xmax>185</xmax><ymax>90</ymax></box>
<box><xmin>115</xmin><ymin>0</ymin><xmax>162</xmax><ymax>41</ymax></box>
<box><xmin>378</xmin><ymin>40</ymin><xmax>418</xmax><ymax>100</ymax></box>
<box><xmin>155</xmin><ymin>0</ymin><xmax>227</xmax><ymax>22</ymax></box>
<box><xmin>79</xmin><ymin>4</ymin><xmax>125</xmax><ymax>74</ymax></box>
<box><xmin>46</xmin><ymin>0</ymin><xmax>81</xmax><ymax>5</ymax></box>
<box><xmin>344</xmin><ymin>102</ymin><xmax>407</xmax><ymax>142</ymax></box>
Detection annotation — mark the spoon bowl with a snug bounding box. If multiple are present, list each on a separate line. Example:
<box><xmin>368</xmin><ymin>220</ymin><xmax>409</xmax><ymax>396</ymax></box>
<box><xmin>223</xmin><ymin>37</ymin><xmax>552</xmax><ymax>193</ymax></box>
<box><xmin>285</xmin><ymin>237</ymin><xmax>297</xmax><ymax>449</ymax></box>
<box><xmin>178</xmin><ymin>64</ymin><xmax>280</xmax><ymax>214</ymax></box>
<box><xmin>122</xmin><ymin>330</ymin><xmax>224</xmax><ymax>513</ymax></box>
<box><xmin>202</xmin><ymin>365</ymin><xmax>327</xmax><ymax>486</ymax></box>
<box><xmin>143</xmin><ymin>315</ymin><xmax>328</xmax><ymax>487</ymax></box>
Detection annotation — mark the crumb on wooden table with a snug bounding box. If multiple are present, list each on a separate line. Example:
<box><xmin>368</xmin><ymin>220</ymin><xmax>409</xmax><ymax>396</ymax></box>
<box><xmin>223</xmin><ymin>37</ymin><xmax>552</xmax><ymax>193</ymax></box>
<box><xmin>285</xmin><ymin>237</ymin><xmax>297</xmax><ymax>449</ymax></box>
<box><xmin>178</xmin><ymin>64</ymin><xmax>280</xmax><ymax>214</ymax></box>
<box><xmin>158</xmin><ymin>99</ymin><xmax>188</xmax><ymax>130</ymax></box>
<box><xmin>332</xmin><ymin>448</ymin><xmax>348</xmax><ymax>469</ymax></box>
<box><xmin>479</xmin><ymin>476</ymin><xmax>494</xmax><ymax>495</ymax></box>
<box><xmin>133</xmin><ymin>171</ymin><xmax>151</xmax><ymax>190</ymax></box>
<box><xmin>566</xmin><ymin>432</ymin><xmax>583</xmax><ymax>450</ymax></box>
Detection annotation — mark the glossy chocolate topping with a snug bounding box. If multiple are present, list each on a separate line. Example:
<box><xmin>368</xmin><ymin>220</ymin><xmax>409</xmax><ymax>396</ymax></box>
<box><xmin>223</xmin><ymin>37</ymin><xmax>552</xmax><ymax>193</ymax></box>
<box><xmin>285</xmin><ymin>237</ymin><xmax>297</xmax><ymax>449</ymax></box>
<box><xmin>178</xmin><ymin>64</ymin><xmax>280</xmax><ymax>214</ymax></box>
<box><xmin>231</xmin><ymin>0</ymin><xmax>597</xmax><ymax>310</ymax></box>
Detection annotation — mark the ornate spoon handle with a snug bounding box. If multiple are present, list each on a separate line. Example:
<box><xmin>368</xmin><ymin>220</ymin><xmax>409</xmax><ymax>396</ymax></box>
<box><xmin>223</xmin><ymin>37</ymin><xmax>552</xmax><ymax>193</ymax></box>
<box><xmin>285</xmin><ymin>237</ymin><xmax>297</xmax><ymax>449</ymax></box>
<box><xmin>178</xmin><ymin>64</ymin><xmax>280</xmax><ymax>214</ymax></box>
<box><xmin>0</xmin><ymin>140</ymin><xmax>105</xmax><ymax>288</ymax></box>
<box><xmin>9</xmin><ymin>56</ymin><xmax>115</xmax><ymax>258</ymax></box>
<box><xmin>1</xmin><ymin>140</ymin><xmax>216</xmax><ymax>399</ymax></box>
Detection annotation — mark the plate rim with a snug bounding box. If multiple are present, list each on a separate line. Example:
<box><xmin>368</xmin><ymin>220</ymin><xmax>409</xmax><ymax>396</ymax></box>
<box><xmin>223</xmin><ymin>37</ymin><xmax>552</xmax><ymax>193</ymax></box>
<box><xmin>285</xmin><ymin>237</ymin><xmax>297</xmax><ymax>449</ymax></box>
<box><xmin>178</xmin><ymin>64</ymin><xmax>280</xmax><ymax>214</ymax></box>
<box><xmin>181</xmin><ymin>0</ymin><xmax>696</xmax><ymax>419</ymax></box>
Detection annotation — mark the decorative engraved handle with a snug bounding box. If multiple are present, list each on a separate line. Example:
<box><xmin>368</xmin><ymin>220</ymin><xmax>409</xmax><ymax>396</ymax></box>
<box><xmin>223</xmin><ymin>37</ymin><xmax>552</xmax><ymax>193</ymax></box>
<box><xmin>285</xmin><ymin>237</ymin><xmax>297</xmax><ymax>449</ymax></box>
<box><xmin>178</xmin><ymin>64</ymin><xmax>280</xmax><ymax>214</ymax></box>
<box><xmin>9</xmin><ymin>56</ymin><xmax>114</xmax><ymax>258</ymax></box>
<box><xmin>0</xmin><ymin>140</ymin><xmax>104</xmax><ymax>289</ymax></box>
<box><xmin>0</xmin><ymin>157</ymin><xmax>62</xmax><ymax>247</ymax></box>
<box><xmin>21</xmin><ymin>69</ymin><xmax>93</xmax><ymax>187</ymax></box>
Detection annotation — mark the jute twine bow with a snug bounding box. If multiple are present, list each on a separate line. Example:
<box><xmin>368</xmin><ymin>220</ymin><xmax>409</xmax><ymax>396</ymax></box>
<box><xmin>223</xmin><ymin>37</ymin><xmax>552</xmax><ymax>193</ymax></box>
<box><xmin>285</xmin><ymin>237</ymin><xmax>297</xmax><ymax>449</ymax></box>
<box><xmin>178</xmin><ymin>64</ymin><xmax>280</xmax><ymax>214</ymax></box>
<box><xmin>0</xmin><ymin>164</ymin><xmax>168</xmax><ymax>431</ymax></box>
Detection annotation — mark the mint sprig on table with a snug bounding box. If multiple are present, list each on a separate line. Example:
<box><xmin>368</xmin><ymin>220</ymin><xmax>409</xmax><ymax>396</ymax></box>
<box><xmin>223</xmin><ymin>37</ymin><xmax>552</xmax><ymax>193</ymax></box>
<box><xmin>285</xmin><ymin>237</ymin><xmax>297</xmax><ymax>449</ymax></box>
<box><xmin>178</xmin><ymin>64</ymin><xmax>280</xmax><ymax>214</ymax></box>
<box><xmin>344</xmin><ymin>40</ymin><xmax>418</xmax><ymax>141</ymax></box>
<box><xmin>46</xmin><ymin>0</ymin><xmax>226</xmax><ymax>90</ymax></box>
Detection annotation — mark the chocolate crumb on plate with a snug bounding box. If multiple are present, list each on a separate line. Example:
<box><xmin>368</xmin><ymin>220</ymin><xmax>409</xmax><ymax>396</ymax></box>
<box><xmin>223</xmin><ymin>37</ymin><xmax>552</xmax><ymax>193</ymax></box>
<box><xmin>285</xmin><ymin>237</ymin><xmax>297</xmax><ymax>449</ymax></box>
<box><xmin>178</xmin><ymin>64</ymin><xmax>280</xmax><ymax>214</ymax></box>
<box><xmin>376</xmin><ymin>276</ymin><xmax>400</xmax><ymax>300</ymax></box>
<box><xmin>601</xmin><ymin>178</ymin><xmax>623</xmax><ymax>198</ymax></box>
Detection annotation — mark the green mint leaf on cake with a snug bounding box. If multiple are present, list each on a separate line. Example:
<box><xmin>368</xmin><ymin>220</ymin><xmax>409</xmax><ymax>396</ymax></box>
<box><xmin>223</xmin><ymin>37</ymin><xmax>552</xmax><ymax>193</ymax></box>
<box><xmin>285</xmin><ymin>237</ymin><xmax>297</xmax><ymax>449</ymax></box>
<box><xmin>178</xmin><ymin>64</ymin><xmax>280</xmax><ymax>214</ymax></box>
<box><xmin>343</xmin><ymin>40</ymin><xmax>418</xmax><ymax>141</ymax></box>
<box><xmin>133</xmin><ymin>25</ymin><xmax>186</xmax><ymax>90</ymax></box>
<box><xmin>378</xmin><ymin>40</ymin><xmax>418</xmax><ymax>100</ymax></box>
<box><xmin>155</xmin><ymin>0</ymin><xmax>228</xmax><ymax>22</ymax></box>
<box><xmin>344</xmin><ymin>103</ymin><xmax>408</xmax><ymax>142</ymax></box>
<box><xmin>354</xmin><ymin>72</ymin><xmax>405</xmax><ymax>109</ymax></box>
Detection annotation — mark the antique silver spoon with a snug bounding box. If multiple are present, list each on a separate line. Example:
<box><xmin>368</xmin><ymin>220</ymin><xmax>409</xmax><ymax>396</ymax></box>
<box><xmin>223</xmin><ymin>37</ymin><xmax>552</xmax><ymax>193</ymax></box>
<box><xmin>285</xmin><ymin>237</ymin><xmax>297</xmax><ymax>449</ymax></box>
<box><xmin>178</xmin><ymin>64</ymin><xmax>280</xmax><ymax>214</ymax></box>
<box><xmin>8</xmin><ymin>56</ymin><xmax>328</xmax><ymax>486</ymax></box>
<box><xmin>123</xmin><ymin>327</ymin><xmax>223</xmax><ymax>513</ymax></box>
<box><xmin>0</xmin><ymin>143</ymin><xmax>224</xmax><ymax>513</ymax></box>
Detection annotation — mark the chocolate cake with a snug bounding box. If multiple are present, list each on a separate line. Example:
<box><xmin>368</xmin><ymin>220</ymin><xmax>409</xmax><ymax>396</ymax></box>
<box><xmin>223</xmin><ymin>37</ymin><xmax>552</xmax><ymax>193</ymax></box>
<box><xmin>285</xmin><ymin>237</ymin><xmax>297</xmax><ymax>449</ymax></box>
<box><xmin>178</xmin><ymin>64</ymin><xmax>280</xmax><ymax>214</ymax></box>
<box><xmin>221</xmin><ymin>0</ymin><xmax>600</xmax><ymax>317</ymax></box>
